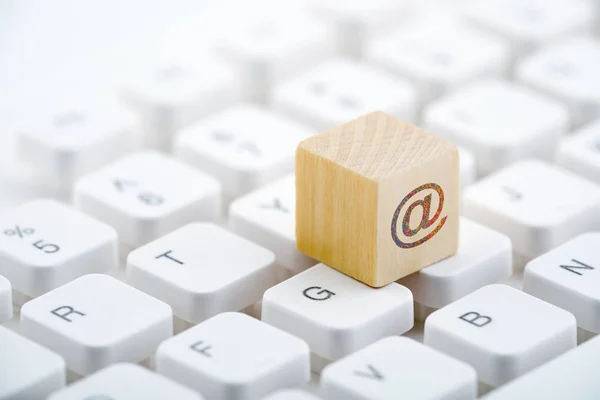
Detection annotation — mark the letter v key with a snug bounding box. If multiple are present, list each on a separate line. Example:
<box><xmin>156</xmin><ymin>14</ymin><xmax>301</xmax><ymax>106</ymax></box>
<box><xmin>354</xmin><ymin>364</ymin><xmax>384</xmax><ymax>380</ymax></box>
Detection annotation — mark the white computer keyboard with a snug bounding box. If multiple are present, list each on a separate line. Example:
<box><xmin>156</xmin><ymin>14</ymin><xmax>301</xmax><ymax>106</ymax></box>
<box><xmin>1</xmin><ymin>0</ymin><xmax>600</xmax><ymax>398</ymax></box>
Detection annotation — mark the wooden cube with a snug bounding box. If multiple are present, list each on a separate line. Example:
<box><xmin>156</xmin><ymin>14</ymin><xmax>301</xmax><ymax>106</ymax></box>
<box><xmin>296</xmin><ymin>111</ymin><xmax>459</xmax><ymax>287</ymax></box>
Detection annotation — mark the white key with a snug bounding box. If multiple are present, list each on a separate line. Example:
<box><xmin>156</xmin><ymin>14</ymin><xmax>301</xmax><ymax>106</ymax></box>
<box><xmin>516</xmin><ymin>36</ymin><xmax>600</xmax><ymax>128</ymax></box>
<box><xmin>399</xmin><ymin>218</ymin><xmax>512</xmax><ymax>309</ymax></box>
<box><xmin>264</xmin><ymin>389</ymin><xmax>322</xmax><ymax>400</ymax></box>
<box><xmin>311</xmin><ymin>0</ymin><xmax>412</xmax><ymax>57</ymax></box>
<box><xmin>0</xmin><ymin>274</ymin><xmax>12</xmax><ymax>323</ymax></box>
<box><xmin>272</xmin><ymin>59</ymin><xmax>417</xmax><ymax>131</ymax></box>
<box><xmin>156</xmin><ymin>312</ymin><xmax>310</xmax><ymax>400</ymax></box>
<box><xmin>229</xmin><ymin>174</ymin><xmax>316</xmax><ymax>273</ymax></box>
<box><xmin>0</xmin><ymin>325</ymin><xmax>65</xmax><ymax>400</ymax></box>
<box><xmin>481</xmin><ymin>334</ymin><xmax>600</xmax><ymax>399</ymax></box>
<box><xmin>459</xmin><ymin>147</ymin><xmax>476</xmax><ymax>189</ymax></box>
<box><xmin>127</xmin><ymin>222</ymin><xmax>276</xmax><ymax>323</ymax></box>
<box><xmin>174</xmin><ymin>105</ymin><xmax>312</xmax><ymax>204</ymax></box>
<box><xmin>120</xmin><ymin>55</ymin><xmax>240</xmax><ymax>149</ymax></box>
<box><xmin>523</xmin><ymin>233</ymin><xmax>600</xmax><ymax>333</ymax></box>
<box><xmin>74</xmin><ymin>151</ymin><xmax>221</xmax><ymax>248</ymax></box>
<box><xmin>367</xmin><ymin>22</ymin><xmax>509</xmax><ymax>104</ymax></box>
<box><xmin>261</xmin><ymin>264</ymin><xmax>413</xmax><ymax>360</ymax></box>
<box><xmin>0</xmin><ymin>199</ymin><xmax>118</xmax><ymax>297</ymax></box>
<box><xmin>16</xmin><ymin>98</ymin><xmax>137</xmax><ymax>190</ymax></box>
<box><xmin>463</xmin><ymin>159</ymin><xmax>600</xmax><ymax>259</ymax></box>
<box><xmin>424</xmin><ymin>80</ymin><xmax>569</xmax><ymax>176</ymax></box>
<box><xmin>48</xmin><ymin>363</ymin><xmax>202</xmax><ymax>400</ymax></box>
<box><xmin>557</xmin><ymin>119</ymin><xmax>600</xmax><ymax>184</ymax></box>
<box><xmin>216</xmin><ymin>12</ymin><xmax>333</xmax><ymax>103</ymax></box>
<box><xmin>424</xmin><ymin>284</ymin><xmax>576</xmax><ymax>387</ymax></box>
<box><xmin>321</xmin><ymin>337</ymin><xmax>477</xmax><ymax>400</ymax></box>
<box><xmin>465</xmin><ymin>0</ymin><xmax>594</xmax><ymax>57</ymax></box>
<box><xmin>20</xmin><ymin>274</ymin><xmax>172</xmax><ymax>375</ymax></box>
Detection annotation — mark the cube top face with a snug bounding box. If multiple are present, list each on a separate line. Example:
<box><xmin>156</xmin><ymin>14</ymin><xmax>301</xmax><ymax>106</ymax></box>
<box><xmin>296</xmin><ymin>111</ymin><xmax>459</xmax><ymax>287</ymax></box>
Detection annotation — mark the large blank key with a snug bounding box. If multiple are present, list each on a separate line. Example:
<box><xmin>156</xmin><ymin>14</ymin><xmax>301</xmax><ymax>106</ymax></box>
<box><xmin>424</xmin><ymin>80</ymin><xmax>569</xmax><ymax>176</ymax></box>
<box><xmin>127</xmin><ymin>222</ymin><xmax>276</xmax><ymax>323</ymax></box>
<box><xmin>399</xmin><ymin>218</ymin><xmax>512</xmax><ymax>310</ymax></box>
<box><xmin>261</xmin><ymin>264</ymin><xmax>413</xmax><ymax>361</ymax></box>
<box><xmin>321</xmin><ymin>337</ymin><xmax>477</xmax><ymax>400</ymax></box>
<box><xmin>481</xmin><ymin>335</ymin><xmax>600</xmax><ymax>399</ymax></box>
<box><xmin>48</xmin><ymin>363</ymin><xmax>202</xmax><ymax>400</ymax></box>
<box><xmin>0</xmin><ymin>325</ymin><xmax>65</xmax><ymax>400</ymax></box>
<box><xmin>0</xmin><ymin>199</ymin><xmax>117</xmax><ymax>297</ymax></box>
<box><xmin>20</xmin><ymin>274</ymin><xmax>173</xmax><ymax>375</ymax></box>
<box><xmin>0</xmin><ymin>274</ymin><xmax>12</xmax><ymax>323</ymax></box>
<box><xmin>463</xmin><ymin>160</ymin><xmax>600</xmax><ymax>259</ymax></box>
<box><xmin>524</xmin><ymin>233</ymin><xmax>600</xmax><ymax>333</ymax></box>
<box><xmin>156</xmin><ymin>312</ymin><xmax>310</xmax><ymax>400</ymax></box>
<box><xmin>174</xmin><ymin>105</ymin><xmax>311</xmax><ymax>204</ymax></box>
<box><xmin>424</xmin><ymin>284</ymin><xmax>576</xmax><ymax>387</ymax></box>
<box><xmin>229</xmin><ymin>174</ymin><xmax>316</xmax><ymax>273</ymax></box>
<box><xmin>74</xmin><ymin>151</ymin><xmax>221</xmax><ymax>248</ymax></box>
<box><xmin>516</xmin><ymin>36</ymin><xmax>600</xmax><ymax>128</ymax></box>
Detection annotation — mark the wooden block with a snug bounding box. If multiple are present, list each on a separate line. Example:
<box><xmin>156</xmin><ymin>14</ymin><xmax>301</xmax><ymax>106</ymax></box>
<box><xmin>296</xmin><ymin>111</ymin><xmax>459</xmax><ymax>287</ymax></box>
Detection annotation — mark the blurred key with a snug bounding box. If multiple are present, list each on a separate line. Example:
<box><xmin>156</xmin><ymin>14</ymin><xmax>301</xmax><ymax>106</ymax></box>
<box><xmin>273</xmin><ymin>58</ymin><xmax>417</xmax><ymax>131</ymax></box>
<box><xmin>127</xmin><ymin>222</ymin><xmax>276</xmax><ymax>324</ymax></box>
<box><xmin>74</xmin><ymin>151</ymin><xmax>221</xmax><ymax>248</ymax></box>
<box><xmin>262</xmin><ymin>264</ymin><xmax>413</xmax><ymax>362</ymax></box>
<box><xmin>424</xmin><ymin>80</ymin><xmax>569</xmax><ymax>176</ymax></box>
<box><xmin>463</xmin><ymin>160</ymin><xmax>600</xmax><ymax>259</ymax></box>
<box><xmin>229</xmin><ymin>174</ymin><xmax>316</xmax><ymax>273</ymax></box>
<box><xmin>174</xmin><ymin>105</ymin><xmax>311</xmax><ymax>205</ymax></box>
<box><xmin>425</xmin><ymin>284</ymin><xmax>576</xmax><ymax>387</ymax></box>
<box><xmin>16</xmin><ymin>98</ymin><xmax>137</xmax><ymax>191</ymax></box>
<box><xmin>399</xmin><ymin>218</ymin><xmax>512</xmax><ymax>309</ymax></box>
<box><xmin>156</xmin><ymin>312</ymin><xmax>310</xmax><ymax>400</ymax></box>
<box><xmin>321</xmin><ymin>337</ymin><xmax>477</xmax><ymax>400</ymax></box>
<box><xmin>264</xmin><ymin>389</ymin><xmax>323</xmax><ymax>400</ymax></box>
<box><xmin>368</xmin><ymin>21</ymin><xmax>508</xmax><ymax>105</ymax></box>
<box><xmin>516</xmin><ymin>36</ymin><xmax>600</xmax><ymax>128</ymax></box>
<box><xmin>0</xmin><ymin>274</ymin><xmax>12</xmax><ymax>323</ymax></box>
<box><xmin>557</xmin><ymin>119</ymin><xmax>600</xmax><ymax>184</ymax></box>
<box><xmin>21</xmin><ymin>274</ymin><xmax>172</xmax><ymax>375</ymax></box>
<box><xmin>0</xmin><ymin>199</ymin><xmax>117</xmax><ymax>297</ymax></box>
<box><xmin>465</xmin><ymin>0</ymin><xmax>594</xmax><ymax>57</ymax></box>
<box><xmin>524</xmin><ymin>233</ymin><xmax>600</xmax><ymax>333</ymax></box>
<box><xmin>48</xmin><ymin>363</ymin><xmax>203</xmax><ymax>400</ymax></box>
<box><xmin>459</xmin><ymin>147</ymin><xmax>476</xmax><ymax>189</ymax></box>
<box><xmin>0</xmin><ymin>325</ymin><xmax>65</xmax><ymax>400</ymax></box>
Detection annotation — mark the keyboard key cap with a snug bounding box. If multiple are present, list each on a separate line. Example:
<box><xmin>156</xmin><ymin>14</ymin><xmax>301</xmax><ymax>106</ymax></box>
<box><xmin>516</xmin><ymin>36</ymin><xmax>600</xmax><ymax>128</ymax></box>
<box><xmin>424</xmin><ymin>80</ymin><xmax>569</xmax><ymax>176</ymax></box>
<box><xmin>264</xmin><ymin>389</ymin><xmax>322</xmax><ymax>400</ymax></box>
<box><xmin>273</xmin><ymin>59</ymin><xmax>417</xmax><ymax>131</ymax></box>
<box><xmin>74</xmin><ymin>151</ymin><xmax>221</xmax><ymax>248</ymax></box>
<box><xmin>523</xmin><ymin>233</ymin><xmax>600</xmax><ymax>333</ymax></box>
<box><xmin>120</xmin><ymin>55</ymin><xmax>241</xmax><ymax>149</ymax></box>
<box><xmin>557</xmin><ymin>119</ymin><xmax>600</xmax><ymax>184</ymax></box>
<box><xmin>174</xmin><ymin>105</ymin><xmax>311</xmax><ymax>204</ymax></box>
<box><xmin>0</xmin><ymin>325</ymin><xmax>65</xmax><ymax>400</ymax></box>
<box><xmin>48</xmin><ymin>363</ymin><xmax>202</xmax><ymax>400</ymax></box>
<box><xmin>481</xmin><ymin>334</ymin><xmax>600</xmax><ymax>399</ymax></box>
<box><xmin>16</xmin><ymin>98</ymin><xmax>137</xmax><ymax>190</ymax></box>
<box><xmin>465</xmin><ymin>0</ymin><xmax>594</xmax><ymax>57</ymax></box>
<box><xmin>261</xmin><ymin>264</ymin><xmax>414</xmax><ymax>361</ymax></box>
<box><xmin>321</xmin><ymin>337</ymin><xmax>477</xmax><ymax>400</ymax></box>
<box><xmin>0</xmin><ymin>274</ymin><xmax>12</xmax><ymax>323</ymax></box>
<box><xmin>156</xmin><ymin>312</ymin><xmax>309</xmax><ymax>400</ymax></box>
<box><xmin>20</xmin><ymin>274</ymin><xmax>172</xmax><ymax>375</ymax></box>
<box><xmin>424</xmin><ymin>284</ymin><xmax>576</xmax><ymax>386</ymax></box>
<box><xmin>216</xmin><ymin>12</ymin><xmax>333</xmax><ymax>103</ymax></box>
<box><xmin>463</xmin><ymin>159</ymin><xmax>600</xmax><ymax>259</ymax></box>
<box><xmin>229</xmin><ymin>174</ymin><xmax>316</xmax><ymax>273</ymax></box>
<box><xmin>459</xmin><ymin>147</ymin><xmax>476</xmax><ymax>189</ymax></box>
<box><xmin>0</xmin><ymin>199</ymin><xmax>118</xmax><ymax>297</ymax></box>
<box><xmin>367</xmin><ymin>21</ymin><xmax>509</xmax><ymax>104</ymax></box>
<box><xmin>399</xmin><ymin>218</ymin><xmax>512</xmax><ymax>309</ymax></box>
<box><xmin>127</xmin><ymin>222</ymin><xmax>276</xmax><ymax>323</ymax></box>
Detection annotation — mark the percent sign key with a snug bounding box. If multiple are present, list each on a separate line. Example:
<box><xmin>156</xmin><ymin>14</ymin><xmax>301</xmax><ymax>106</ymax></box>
<box><xmin>3</xmin><ymin>225</ymin><xmax>60</xmax><ymax>254</ymax></box>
